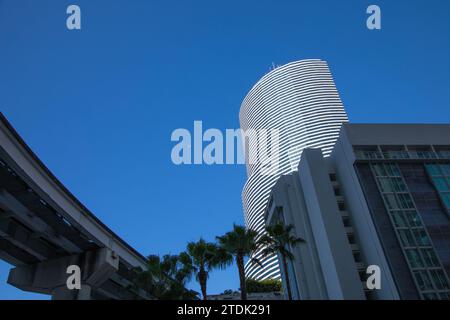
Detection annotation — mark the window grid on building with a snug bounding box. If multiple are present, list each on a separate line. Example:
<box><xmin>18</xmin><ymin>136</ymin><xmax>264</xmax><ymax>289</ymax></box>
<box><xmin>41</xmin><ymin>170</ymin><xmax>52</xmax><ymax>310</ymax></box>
<box><xmin>370</xmin><ymin>163</ymin><xmax>450</xmax><ymax>300</ymax></box>
<box><xmin>425</xmin><ymin>164</ymin><xmax>450</xmax><ymax>216</ymax></box>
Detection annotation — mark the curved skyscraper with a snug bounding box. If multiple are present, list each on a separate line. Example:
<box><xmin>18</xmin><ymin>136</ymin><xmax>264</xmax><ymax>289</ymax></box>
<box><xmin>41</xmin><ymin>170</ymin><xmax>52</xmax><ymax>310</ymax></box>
<box><xmin>240</xmin><ymin>59</ymin><xmax>349</xmax><ymax>280</ymax></box>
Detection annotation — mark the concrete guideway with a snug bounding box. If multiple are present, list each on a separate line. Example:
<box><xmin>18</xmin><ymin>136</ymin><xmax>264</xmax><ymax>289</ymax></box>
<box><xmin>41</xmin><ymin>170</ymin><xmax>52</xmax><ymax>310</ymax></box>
<box><xmin>0</xmin><ymin>113</ymin><xmax>149</xmax><ymax>300</ymax></box>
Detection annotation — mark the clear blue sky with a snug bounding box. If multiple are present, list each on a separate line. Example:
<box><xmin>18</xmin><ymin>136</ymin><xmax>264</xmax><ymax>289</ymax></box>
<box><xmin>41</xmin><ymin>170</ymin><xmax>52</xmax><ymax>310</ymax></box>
<box><xmin>0</xmin><ymin>0</ymin><xmax>449</xmax><ymax>299</ymax></box>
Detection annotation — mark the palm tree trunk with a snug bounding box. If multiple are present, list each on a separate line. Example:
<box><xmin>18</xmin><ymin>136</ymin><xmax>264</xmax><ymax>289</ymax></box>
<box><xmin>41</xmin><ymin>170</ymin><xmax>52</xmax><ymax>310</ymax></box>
<box><xmin>236</xmin><ymin>254</ymin><xmax>247</xmax><ymax>300</ymax></box>
<box><xmin>199</xmin><ymin>268</ymin><xmax>208</xmax><ymax>300</ymax></box>
<box><xmin>281</xmin><ymin>254</ymin><xmax>293</xmax><ymax>300</ymax></box>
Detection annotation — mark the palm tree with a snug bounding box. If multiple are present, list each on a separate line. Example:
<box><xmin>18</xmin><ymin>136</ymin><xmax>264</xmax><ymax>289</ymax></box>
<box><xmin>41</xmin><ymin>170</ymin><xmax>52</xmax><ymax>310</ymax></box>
<box><xmin>131</xmin><ymin>254</ymin><xmax>198</xmax><ymax>300</ymax></box>
<box><xmin>180</xmin><ymin>239</ymin><xmax>232</xmax><ymax>300</ymax></box>
<box><xmin>257</xmin><ymin>223</ymin><xmax>304</xmax><ymax>300</ymax></box>
<box><xmin>216</xmin><ymin>224</ymin><xmax>259</xmax><ymax>300</ymax></box>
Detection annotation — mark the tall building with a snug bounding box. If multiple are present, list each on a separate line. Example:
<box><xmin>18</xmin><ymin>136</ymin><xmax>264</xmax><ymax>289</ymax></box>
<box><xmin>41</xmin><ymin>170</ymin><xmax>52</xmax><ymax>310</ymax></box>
<box><xmin>239</xmin><ymin>59</ymin><xmax>348</xmax><ymax>280</ymax></box>
<box><xmin>266</xmin><ymin>123</ymin><xmax>450</xmax><ymax>299</ymax></box>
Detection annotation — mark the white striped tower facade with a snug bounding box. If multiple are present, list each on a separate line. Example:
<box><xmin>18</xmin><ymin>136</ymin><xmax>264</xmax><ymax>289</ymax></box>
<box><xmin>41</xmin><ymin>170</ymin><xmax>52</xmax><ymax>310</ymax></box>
<box><xmin>240</xmin><ymin>59</ymin><xmax>349</xmax><ymax>280</ymax></box>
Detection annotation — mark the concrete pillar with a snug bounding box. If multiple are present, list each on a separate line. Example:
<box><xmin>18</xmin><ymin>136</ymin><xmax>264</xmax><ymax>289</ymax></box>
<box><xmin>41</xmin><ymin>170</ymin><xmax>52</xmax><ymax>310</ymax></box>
<box><xmin>7</xmin><ymin>248</ymin><xmax>118</xmax><ymax>300</ymax></box>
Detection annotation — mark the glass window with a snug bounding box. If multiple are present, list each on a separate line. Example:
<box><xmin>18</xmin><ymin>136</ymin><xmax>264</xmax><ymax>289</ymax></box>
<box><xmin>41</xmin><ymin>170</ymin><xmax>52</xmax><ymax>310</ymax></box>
<box><xmin>418</xmin><ymin>151</ymin><xmax>436</xmax><ymax>159</ymax></box>
<box><xmin>426</xmin><ymin>164</ymin><xmax>441</xmax><ymax>176</ymax></box>
<box><xmin>391</xmin><ymin>211</ymin><xmax>408</xmax><ymax>228</ymax></box>
<box><xmin>406</xmin><ymin>249</ymin><xmax>424</xmax><ymax>268</ymax></box>
<box><xmin>386</xmin><ymin>164</ymin><xmax>401</xmax><ymax>177</ymax></box>
<box><xmin>393</xmin><ymin>178</ymin><xmax>407</xmax><ymax>192</ymax></box>
<box><xmin>439</xmin><ymin>292</ymin><xmax>450</xmax><ymax>300</ymax></box>
<box><xmin>412</xmin><ymin>229</ymin><xmax>431</xmax><ymax>246</ymax></box>
<box><xmin>441</xmin><ymin>164</ymin><xmax>450</xmax><ymax>176</ymax></box>
<box><xmin>414</xmin><ymin>270</ymin><xmax>434</xmax><ymax>291</ymax></box>
<box><xmin>384</xmin><ymin>151</ymin><xmax>405</xmax><ymax>159</ymax></box>
<box><xmin>429</xmin><ymin>270</ymin><xmax>450</xmax><ymax>290</ymax></box>
<box><xmin>422</xmin><ymin>293</ymin><xmax>439</xmax><ymax>300</ymax></box>
<box><xmin>398</xmin><ymin>194</ymin><xmax>415</xmax><ymax>209</ymax></box>
<box><xmin>342</xmin><ymin>217</ymin><xmax>351</xmax><ymax>227</ymax></box>
<box><xmin>398</xmin><ymin>229</ymin><xmax>415</xmax><ymax>247</ymax></box>
<box><xmin>441</xmin><ymin>193</ymin><xmax>450</xmax><ymax>209</ymax></box>
<box><xmin>378</xmin><ymin>178</ymin><xmax>393</xmax><ymax>192</ymax></box>
<box><xmin>371</xmin><ymin>151</ymin><xmax>382</xmax><ymax>159</ymax></box>
<box><xmin>347</xmin><ymin>234</ymin><xmax>355</xmax><ymax>244</ymax></box>
<box><xmin>372</xmin><ymin>164</ymin><xmax>387</xmax><ymax>177</ymax></box>
<box><xmin>334</xmin><ymin>187</ymin><xmax>341</xmax><ymax>196</ymax></box>
<box><xmin>384</xmin><ymin>194</ymin><xmax>399</xmax><ymax>210</ymax></box>
<box><xmin>432</xmin><ymin>177</ymin><xmax>450</xmax><ymax>192</ymax></box>
<box><xmin>404</xmin><ymin>210</ymin><xmax>422</xmax><ymax>227</ymax></box>
<box><xmin>422</xmin><ymin>249</ymin><xmax>440</xmax><ymax>267</ymax></box>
